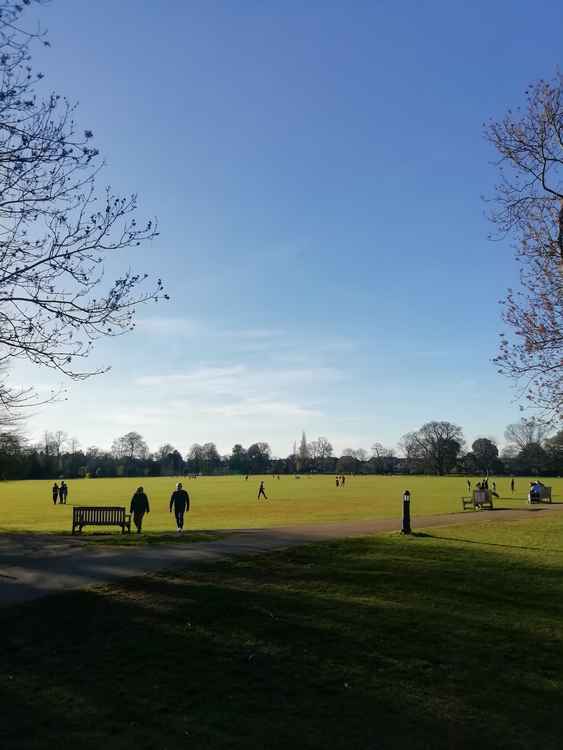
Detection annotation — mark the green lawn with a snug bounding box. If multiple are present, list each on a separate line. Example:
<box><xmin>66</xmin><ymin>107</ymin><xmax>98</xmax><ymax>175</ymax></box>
<box><xmin>2</xmin><ymin>512</ymin><xmax>563</xmax><ymax>749</ymax></box>
<box><xmin>0</xmin><ymin>474</ymin><xmax>560</xmax><ymax>533</ymax></box>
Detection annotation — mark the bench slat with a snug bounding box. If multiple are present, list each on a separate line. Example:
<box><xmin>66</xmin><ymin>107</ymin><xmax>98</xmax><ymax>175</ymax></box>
<box><xmin>72</xmin><ymin>506</ymin><xmax>131</xmax><ymax>534</ymax></box>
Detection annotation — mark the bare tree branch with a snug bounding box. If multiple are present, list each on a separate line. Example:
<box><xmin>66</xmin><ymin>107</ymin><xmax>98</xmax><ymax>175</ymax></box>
<box><xmin>485</xmin><ymin>72</ymin><xmax>563</xmax><ymax>422</ymax></box>
<box><xmin>0</xmin><ymin>1</ymin><xmax>167</xmax><ymax>416</ymax></box>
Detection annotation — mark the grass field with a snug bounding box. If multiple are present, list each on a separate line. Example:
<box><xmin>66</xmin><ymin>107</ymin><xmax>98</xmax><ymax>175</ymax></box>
<box><xmin>2</xmin><ymin>511</ymin><xmax>563</xmax><ymax>749</ymax></box>
<box><xmin>0</xmin><ymin>474</ymin><xmax>561</xmax><ymax>533</ymax></box>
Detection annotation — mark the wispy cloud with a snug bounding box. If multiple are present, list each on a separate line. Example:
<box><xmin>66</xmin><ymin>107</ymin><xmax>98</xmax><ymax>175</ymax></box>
<box><xmin>132</xmin><ymin>363</ymin><xmax>340</xmax><ymax>422</ymax></box>
<box><xmin>136</xmin><ymin>364</ymin><xmax>340</xmax><ymax>398</ymax></box>
<box><xmin>202</xmin><ymin>399</ymin><xmax>322</xmax><ymax>418</ymax></box>
<box><xmin>135</xmin><ymin>317</ymin><xmax>284</xmax><ymax>342</ymax></box>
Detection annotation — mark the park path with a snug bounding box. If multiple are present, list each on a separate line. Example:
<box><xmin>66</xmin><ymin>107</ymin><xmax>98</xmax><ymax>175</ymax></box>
<box><xmin>1</xmin><ymin>503</ymin><xmax>562</xmax><ymax>607</ymax></box>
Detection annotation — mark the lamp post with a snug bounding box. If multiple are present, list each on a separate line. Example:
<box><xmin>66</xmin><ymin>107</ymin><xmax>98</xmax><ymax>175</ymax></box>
<box><xmin>401</xmin><ymin>490</ymin><xmax>411</xmax><ymax>534</ymax></box>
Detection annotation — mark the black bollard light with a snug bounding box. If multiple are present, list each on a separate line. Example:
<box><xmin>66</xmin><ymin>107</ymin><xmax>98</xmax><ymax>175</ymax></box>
<box><xmin>401</xmin><ymin>490</ymin><xmax>411</xmax><ymax>534</ymax></box>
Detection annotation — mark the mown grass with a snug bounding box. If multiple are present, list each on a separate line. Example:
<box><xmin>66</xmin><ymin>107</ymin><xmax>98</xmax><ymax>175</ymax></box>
<box><xmin>1</xmin><ymin>512</ymin><xmax>563</xmax><ymax>749</ymax></box>
<box><xmin>0</xmin><ymin>474</ymin><xmax>560</xmax><ymax>533</ymax></box>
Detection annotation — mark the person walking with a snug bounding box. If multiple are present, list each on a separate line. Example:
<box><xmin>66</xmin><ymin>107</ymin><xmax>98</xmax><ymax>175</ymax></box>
<box><xmin>52</xmin><ymin>482</ymin><xmax>59</xmax><ymax>505</ymax></box>
<box><xmin>59</xmin><ymin>481</ymin><xmax>68</xmax><ymax>504</ymax></box>
<box><xmin>257</xmin><ymin>480</ymin><xmax>267</xmax><ymax>500</ymax></box>
<box><xmin>130</xmin><ymin>486</ymin><xmax>150</xmax><ymax>534</ymax></box>
<box><xmin>467</xmin><ymin>479</ymin><xmax>471</xmax><ymax>493</ymax></box>
<box><xmin>170</xmin><ymin>482</ymin><xmax>190</xmax><ymax>532</ymax></box>
<box><xmin>336</xmin><ymin>477</ymin><xmax>339</xmax><ymax>487</ymax></box>
<box><xmin>510</xmin><ymin>477</ymin><xmax>515</xmax><ymax>494</ymax></box>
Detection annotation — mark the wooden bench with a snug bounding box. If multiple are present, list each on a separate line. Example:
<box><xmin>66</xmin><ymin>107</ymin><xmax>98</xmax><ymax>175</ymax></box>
<box><xmin>528</xmin><ymin>486</ymin><xmax>552</xmax><ymax>504</ymax></box>
<box><xmin>72</xmin><ymin>506</ymin><xmax>131</xmax><ymax>534</ymax></box>
<box><xmin>461</xmin><ymin>489</ymin><xmax>494</xmax><ymax>511</ymax></box>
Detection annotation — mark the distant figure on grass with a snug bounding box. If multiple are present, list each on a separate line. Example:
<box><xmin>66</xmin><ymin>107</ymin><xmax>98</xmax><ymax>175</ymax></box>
<box><xmin>336</xmin><ymin>477</ymin><xmax>339</xmax><ymax>487</ymax></box>
<box><xmin>510</xmin><ymin>478</ymin><xmax>515</xmax><ymax>494</ymax></box>
<box><xmin>257</xmin><ymin>481</ymin><xmax>268</xmax><ymax>500</ymax></box>
<box><xmin>52</xmin><ymin>483</ymin><xmax>59</xmax><ymax>505</ymax></box>
<box><xmin>130</xmin><ymin>486</ymin><xmax>150</xmax><ymax>534</ymax></box>
<box><xmin>467</xmin><ymin>479</ymin><xmax>471</xmax><ymax>493</ymax></box>
<box><xmin>59</xmin><ymin>481</ymin><xmax>68</xmax><ymax>504</ymax></box>
<box><xmin>170</xmin><ymin>482</ymin><xmax>190</xmax><ymax>532</ymax></box>
<box><xmin>245</xmin><ymin>475</ymin><xmax>249</xmax><ymax>481</ymax></box>
<box><xmin>341</xmin><ymin>476</ymin><xmax>346</xmax><ymax>487</ymax></box>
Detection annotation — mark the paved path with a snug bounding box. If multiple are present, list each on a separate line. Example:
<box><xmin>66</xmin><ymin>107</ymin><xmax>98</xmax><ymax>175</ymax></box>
<box><xmin>1</xmin><ymin>504</ymin><xmax>562</xmax><ymax>606</ymax></box>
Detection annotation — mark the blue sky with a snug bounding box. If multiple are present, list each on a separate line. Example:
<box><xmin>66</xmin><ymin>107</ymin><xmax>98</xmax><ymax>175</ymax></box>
<box><xmin>13</xmin><ymin>0</ymin><xmax>563</xmax><ymax>455</ymax></box>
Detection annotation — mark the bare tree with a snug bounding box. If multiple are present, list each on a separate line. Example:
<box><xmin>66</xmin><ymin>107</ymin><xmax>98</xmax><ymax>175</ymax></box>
<box><xmin>371</xmin><ymin>442</ymin><xmax>394</xmax><ymax>459</ymax></box>
<box><xmin>307</xmin><ymin>436</ymin><xmax>333</xmax><ymax>471</ymax></box>
<box><xmin>371</xmin><ymin>442</ymin><xmax>394</xmax><ymax>473</ymax></box>
<box><xmin>316</xmin><ymin>436</ymin><xmax>333</xmax><ymax>460</ymax></box>
<box><xmin>111</xmin><ymin>431</ymin><xmax>148</xmax><ymax>461</ymax></box>
<box><xmin>68</xmin><ymin>436</ymin><xmax>80</xmax><ymax>455</ymax></box>
<box><xmin>504</xmin><ymin>418</ymin><xmax>551</xmax><ymax>451</ymax></box>
<box><xmin>52</xmin><ymin>430</ymin><xmax>68</xmax><ymax>458</ymax></box>
<box><xmin>0</xmin><ymin>1</ymin><xmax>166</xmax><ymax>413</ymax></box>
<box><xmin>485</xmin><ymin>72</ymin><xmax>562</xmax><ymax>421</ymax></box>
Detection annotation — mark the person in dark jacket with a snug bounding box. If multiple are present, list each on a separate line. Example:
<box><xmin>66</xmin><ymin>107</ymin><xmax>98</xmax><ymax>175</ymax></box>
<box><xmin>170</xmin><ymin>482</ymin><xmax>190</xmax><ymax>532</ymax></box>
<box><xmin>52</xmin><ymin>483</ymin><xmax>59</xmax><ymax>505</ymax></box>
<box><xmin>59</xmin><ymin>481</ymin><xmax>68</xmax><ymax>504</ymax></box>
<box><xmin>130</xmin><ymin>486</ymin><xmax>150</xmax><ymax>533</ymax></box>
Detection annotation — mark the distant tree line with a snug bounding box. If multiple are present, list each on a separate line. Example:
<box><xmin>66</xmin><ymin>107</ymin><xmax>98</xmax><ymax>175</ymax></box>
<box><xmin>0</xmin><ymin>420</ymin><xmax>560</xmax><ymax>481</ymax></box>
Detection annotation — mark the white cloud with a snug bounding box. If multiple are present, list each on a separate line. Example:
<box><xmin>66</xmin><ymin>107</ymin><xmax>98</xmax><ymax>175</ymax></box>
<box><xmin>135</xmin><ymin>364</ymin><xmax>341</xmax><ymax>398</ymax></box>
<box><xmin>202</xmin><ymin>399</ymin><xmax>322</xmax><ymax>418</ymax></box>
<box><xmin>130</xmin><ymin>363</ymin><xmax>336</xmax><ymax>426</ymax></box>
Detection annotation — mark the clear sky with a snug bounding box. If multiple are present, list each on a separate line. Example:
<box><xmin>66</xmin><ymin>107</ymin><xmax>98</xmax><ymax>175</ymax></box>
<box><xmin>12</xmin><ymin>0</ymin><xmax>563</xmax><ymax>456</ymax></box>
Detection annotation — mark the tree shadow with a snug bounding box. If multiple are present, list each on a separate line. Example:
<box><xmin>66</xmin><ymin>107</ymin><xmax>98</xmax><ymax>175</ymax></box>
<box><xmin>1</xmin><ymin>533</ymin><xmax>563</xmax><ymax>750</ymax></box>
<box><xmin>420</xmin><ymin>532</ymin><xmax>563</xmax><ymax>553</ymax></box>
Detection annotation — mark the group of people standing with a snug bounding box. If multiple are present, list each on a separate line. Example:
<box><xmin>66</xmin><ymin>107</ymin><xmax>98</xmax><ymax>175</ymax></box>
<box><xmin>129</xmin><ymin>482</ymin><xmax>191</xmax><ymax>534</ymax></box>
<box><xmin>335</xmin><ymin>475</ymin><xmax>346</xmax><ymax>487</ymax></box>
<box><xmin>466</xmin><ymin>478</ymin><xmax>515</xmax><ymax>498</ymax></box>
<box><xmin>51</xmin><ymin>481</ymin><xmax>69</xmax><ymax>505</ymax></box>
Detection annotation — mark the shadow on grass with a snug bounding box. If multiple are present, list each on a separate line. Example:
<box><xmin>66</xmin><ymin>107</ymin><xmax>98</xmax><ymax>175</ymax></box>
<box><xmin>75</xmin><ymin>530</ymin><xmax>226</xmax><ymax>547</ymax></box>
<box><xmin>1</xmin><ymin>532</ymin><xmax>563</xmax><ymax>750</ymax></box>
<box><xmin>421</xmin><ymin>532</ymin><xmax>563</xmax><ymax>553</ymax></box>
